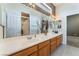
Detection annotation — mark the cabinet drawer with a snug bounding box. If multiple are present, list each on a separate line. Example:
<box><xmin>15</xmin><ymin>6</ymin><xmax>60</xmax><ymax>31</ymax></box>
<box><xmin>56</xmin><ymin>35</ymin><xmax>62</xmax><ymax>39</ymax></box>
<box><xmin>11</xmin><ymin>45</ymin><xmax>38</xmax><ymax>56</ymax></box>
<box><xmin>57</xmin><ymin>39</ymin><xmax>62</xmax><ymax>42</ymax></box>
<box><xmin>38</xmin><ymin>40</ymin><xmax>50</xmax><ymax>49</ymax></box>
<box><xmin>51</xmin><ymin>40</ymin><xmax>56</xmax><ymax>45</ymax></box>
<box><xmin>51</xmin><ymin>37</ymin><xmax>57</xmax><ymax>42</ymax></box>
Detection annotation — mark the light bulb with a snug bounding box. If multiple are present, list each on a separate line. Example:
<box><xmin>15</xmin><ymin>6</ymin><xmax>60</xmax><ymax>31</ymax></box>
<box><xmin>29</xmin><ymin>3</ymin><xmax>32</xmax><ymax>5</ymax></box>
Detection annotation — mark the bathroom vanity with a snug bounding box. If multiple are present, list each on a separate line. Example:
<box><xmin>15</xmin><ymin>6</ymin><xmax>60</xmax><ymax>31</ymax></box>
<box><xmin>0</xmin><ymin>32</ymin><xmax>62</xmax><ymax>56</ymax></box>
<box><xmin>0</xmin><ymin>3</ymin><xmax>62</xmax><ymax>56</ymax></box>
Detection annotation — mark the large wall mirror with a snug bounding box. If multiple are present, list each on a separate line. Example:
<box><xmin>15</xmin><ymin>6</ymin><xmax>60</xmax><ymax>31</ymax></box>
<box><xmin>0</xmin><ymin>3</ymin><xmax>60</xmax><ymax>39</ymax></box>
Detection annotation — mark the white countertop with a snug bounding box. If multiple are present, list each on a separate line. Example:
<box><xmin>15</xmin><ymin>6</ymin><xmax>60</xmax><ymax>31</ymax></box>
<box><xmin>0</xmin><ymin>32</ymin><xmax>62</xmax><ymax>56</ymax></box>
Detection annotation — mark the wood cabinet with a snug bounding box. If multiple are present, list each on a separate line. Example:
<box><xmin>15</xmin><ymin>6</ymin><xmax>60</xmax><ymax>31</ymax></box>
<box><xmin>38</xmin><ymin>40</ymin><xmax>50</xmax><ymax>56</ymax></box>
<box><xmin>56</xmin><ymin>35</ymin><xmax>62</xmax><ymax>47</ymax></box>
<box><xmin>29</xmin><ymin>51</ymin><xmax>38</xmax><ymax>56</ymax></box>
<box><xmin>50</xmin><ymin>37</ymin><xmax>57</xmax><ymax>54</ymax></box>
<box><xmin>10</xmin><ymin>35</ymin><xmax>62</xmax><ymax>56</ymax></box>
<box><xmin>11</xmin><ymin>45</ymin><xmax>38</xmax><ymax>56</ymax></box>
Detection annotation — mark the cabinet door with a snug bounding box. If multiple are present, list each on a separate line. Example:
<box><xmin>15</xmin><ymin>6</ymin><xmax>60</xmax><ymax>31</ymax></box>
<box><xmin>57</xmin><ymin>39</ymin><xmax>61</xmax><ymax>47</ymax></box>
<box><xmin>38</xmin><ymin>44</ymin><xmax>50</xmax><ymax>56</ymax></box>
<box><xmin>51</xmin><ymin>44</ymin><xmax>56</xmax><ymax>54</ymax></box>
<box><xmin>50</xmin><ymin>37</ymin><xmax>57</xmax><ymax>54</ymax></box>
<box><xmin>56</xmin><ymin>35</ymin><xmax>62</xmax><ymax>47</ymax></box>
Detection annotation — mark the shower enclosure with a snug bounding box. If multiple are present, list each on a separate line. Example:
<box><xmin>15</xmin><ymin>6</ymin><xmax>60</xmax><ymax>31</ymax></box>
<box><xmin>67</xmin><ymin>14</ymin><xmax>79</xmax><ymax>47</ymax></box>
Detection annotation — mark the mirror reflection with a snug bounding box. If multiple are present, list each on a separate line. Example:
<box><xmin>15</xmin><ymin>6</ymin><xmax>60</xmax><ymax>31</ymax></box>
<box><xmin>0</xmin><ymin>3</ymin><xmax>61</xmax><ymax>38</ymax></box>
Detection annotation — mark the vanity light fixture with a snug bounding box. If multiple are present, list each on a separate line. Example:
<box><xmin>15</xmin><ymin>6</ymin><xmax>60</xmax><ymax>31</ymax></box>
<box><xmin>28</xmin><ymin>3</ymin><xmax>36</xmax><ymax>8</ymax></box>
<box><xmin>50</xmin><ymin>13</ymin><xmax>56</xmax><ymax>20</ymax></box>
<box><xmin>50</xmin><ymin>13</ymin><xmax>60</xmax><ymax>21</ymax></box>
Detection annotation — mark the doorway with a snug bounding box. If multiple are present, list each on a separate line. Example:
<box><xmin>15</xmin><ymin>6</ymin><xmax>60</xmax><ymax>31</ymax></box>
<box><xmin>67</xmin><ymin>14</ymin><xmax>79</xmax><ymax>47</ymax></box>
<box><xmin>21</xmin><ymin>12</ymin><xmax>30</xmax><ymax>36</ymax></box>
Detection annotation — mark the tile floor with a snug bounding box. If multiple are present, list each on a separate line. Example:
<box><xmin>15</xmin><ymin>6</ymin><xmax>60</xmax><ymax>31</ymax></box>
<box><xmin>67</xmin><ymin>36</ymin><xmax>79</xmax><ymax>47</ymax></box>
<box><xmin>51</xmin><ymin>45</ymin><xmax>79</xmax><ymax>56</ymax></box>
